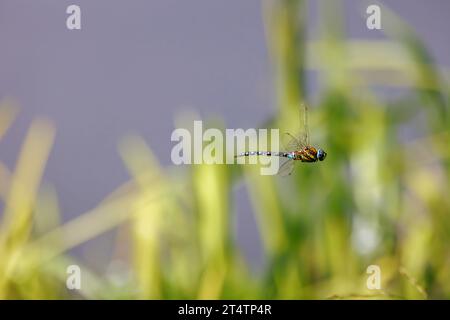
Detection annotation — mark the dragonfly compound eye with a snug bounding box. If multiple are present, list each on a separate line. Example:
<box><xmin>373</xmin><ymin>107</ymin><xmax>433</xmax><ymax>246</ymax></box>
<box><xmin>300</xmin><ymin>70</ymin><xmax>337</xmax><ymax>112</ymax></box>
<box><xmin>317</xmin><ymin>149</ymin><xmax>327</xmax><ymax>161</ymax></box>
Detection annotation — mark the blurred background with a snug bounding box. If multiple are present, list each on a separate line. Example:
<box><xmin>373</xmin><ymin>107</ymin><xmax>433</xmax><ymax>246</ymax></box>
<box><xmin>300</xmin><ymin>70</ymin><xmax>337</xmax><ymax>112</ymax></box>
<box><xmin>0</xmin><ymin>0</ymin><xmax>449</xmax><ymax>299</ymax></box>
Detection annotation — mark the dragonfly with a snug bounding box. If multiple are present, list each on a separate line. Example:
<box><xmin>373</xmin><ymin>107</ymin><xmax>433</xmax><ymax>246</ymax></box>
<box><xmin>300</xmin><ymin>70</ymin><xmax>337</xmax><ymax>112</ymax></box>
<box><xmin>235</xmin><ymin>104</ymin><xmax>327</xmax><ymax>176</ymax></box>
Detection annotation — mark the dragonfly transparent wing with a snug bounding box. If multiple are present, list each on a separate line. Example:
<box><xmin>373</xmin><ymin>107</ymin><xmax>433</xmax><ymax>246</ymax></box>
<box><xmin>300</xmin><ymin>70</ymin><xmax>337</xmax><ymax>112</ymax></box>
<box><xmin>283</xmin><ymin>132</ymin><xmax>304</xmax><ymax>150</ymax></box>
<box><xmin>277</xmin><ymin>158</ymin><xmax>295</xmax><ymax>176</ymax></box>
<box><xmin>300</xmin><ymin>103</ymin><xmax>310</xmax><ymax>146</ymax></box>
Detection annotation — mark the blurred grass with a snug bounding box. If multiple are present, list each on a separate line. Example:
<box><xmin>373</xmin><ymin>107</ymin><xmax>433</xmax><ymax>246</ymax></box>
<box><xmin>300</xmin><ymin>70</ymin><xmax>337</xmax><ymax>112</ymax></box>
<box><xmin>0</xmin><ymin>0</ymin><xmax>449</xmax><ymax>299</ymax></box>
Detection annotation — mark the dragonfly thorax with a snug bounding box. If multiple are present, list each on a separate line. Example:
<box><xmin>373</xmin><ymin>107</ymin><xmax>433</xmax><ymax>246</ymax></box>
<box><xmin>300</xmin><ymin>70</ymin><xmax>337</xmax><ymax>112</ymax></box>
<box><xmin>293</xmin><ymin>146</ymin><xmax>326</xmax><ymax>162</ymax></box>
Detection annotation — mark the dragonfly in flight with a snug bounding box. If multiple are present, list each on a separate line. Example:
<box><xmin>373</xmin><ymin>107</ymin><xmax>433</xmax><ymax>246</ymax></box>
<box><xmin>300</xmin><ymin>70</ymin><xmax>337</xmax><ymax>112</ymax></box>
<box><xmin>235</xmin><ymin>104</ymin><xmax>327</xmax><ymax>176</ymax></box>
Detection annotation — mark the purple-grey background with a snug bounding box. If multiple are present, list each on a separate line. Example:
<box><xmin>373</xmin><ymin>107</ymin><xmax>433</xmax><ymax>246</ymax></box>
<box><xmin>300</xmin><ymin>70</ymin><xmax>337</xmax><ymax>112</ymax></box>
<box><xmin>0</xmin><ymin>0</ymin><xmax>449</xmax><ymax>268</ymax></box>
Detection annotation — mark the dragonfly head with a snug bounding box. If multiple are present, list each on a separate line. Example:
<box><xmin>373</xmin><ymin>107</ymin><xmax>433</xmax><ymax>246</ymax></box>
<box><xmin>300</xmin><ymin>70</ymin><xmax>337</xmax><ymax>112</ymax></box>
<box><xmin>317</xmin><ymin>148</ymin><xmax>327</xmax><ymax>161</ymax></box>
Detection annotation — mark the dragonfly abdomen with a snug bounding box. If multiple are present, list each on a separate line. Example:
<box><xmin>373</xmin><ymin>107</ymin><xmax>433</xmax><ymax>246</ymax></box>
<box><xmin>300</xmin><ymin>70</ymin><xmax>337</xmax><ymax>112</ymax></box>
<box><xmin>235</xmin><ymin>151</ymin><xmax>294</xmax><ymax>158</ymax></box>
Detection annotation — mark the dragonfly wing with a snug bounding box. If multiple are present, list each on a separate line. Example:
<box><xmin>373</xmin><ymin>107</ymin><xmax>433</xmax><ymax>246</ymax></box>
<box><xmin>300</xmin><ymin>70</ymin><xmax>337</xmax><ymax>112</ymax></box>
<box><xmin>300</xmin><ymin>103</ymin><xmax>310</xmax><ymax>146</ymax></box>
<box><xmin>283</xmin><ymin>132</ymin><xmax>304</xmax><ymax>150</ymax></box>
<box><xmin>277</xmin><ymin>158</ymin><xmax>295</xmax><ymax>176</ymax></box>
<box><xmin>282</xmin><ymin>104</ymin><xmax>310</xmax><ymax>151</ymax></box>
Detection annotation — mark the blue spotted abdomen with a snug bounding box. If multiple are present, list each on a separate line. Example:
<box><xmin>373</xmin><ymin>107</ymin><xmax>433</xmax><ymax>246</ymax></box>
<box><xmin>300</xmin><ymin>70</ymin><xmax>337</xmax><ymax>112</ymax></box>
<box><xmin>235</xmin><ymin>151</ymin><xmax>294</xmax><ymax>158</ymax></box>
